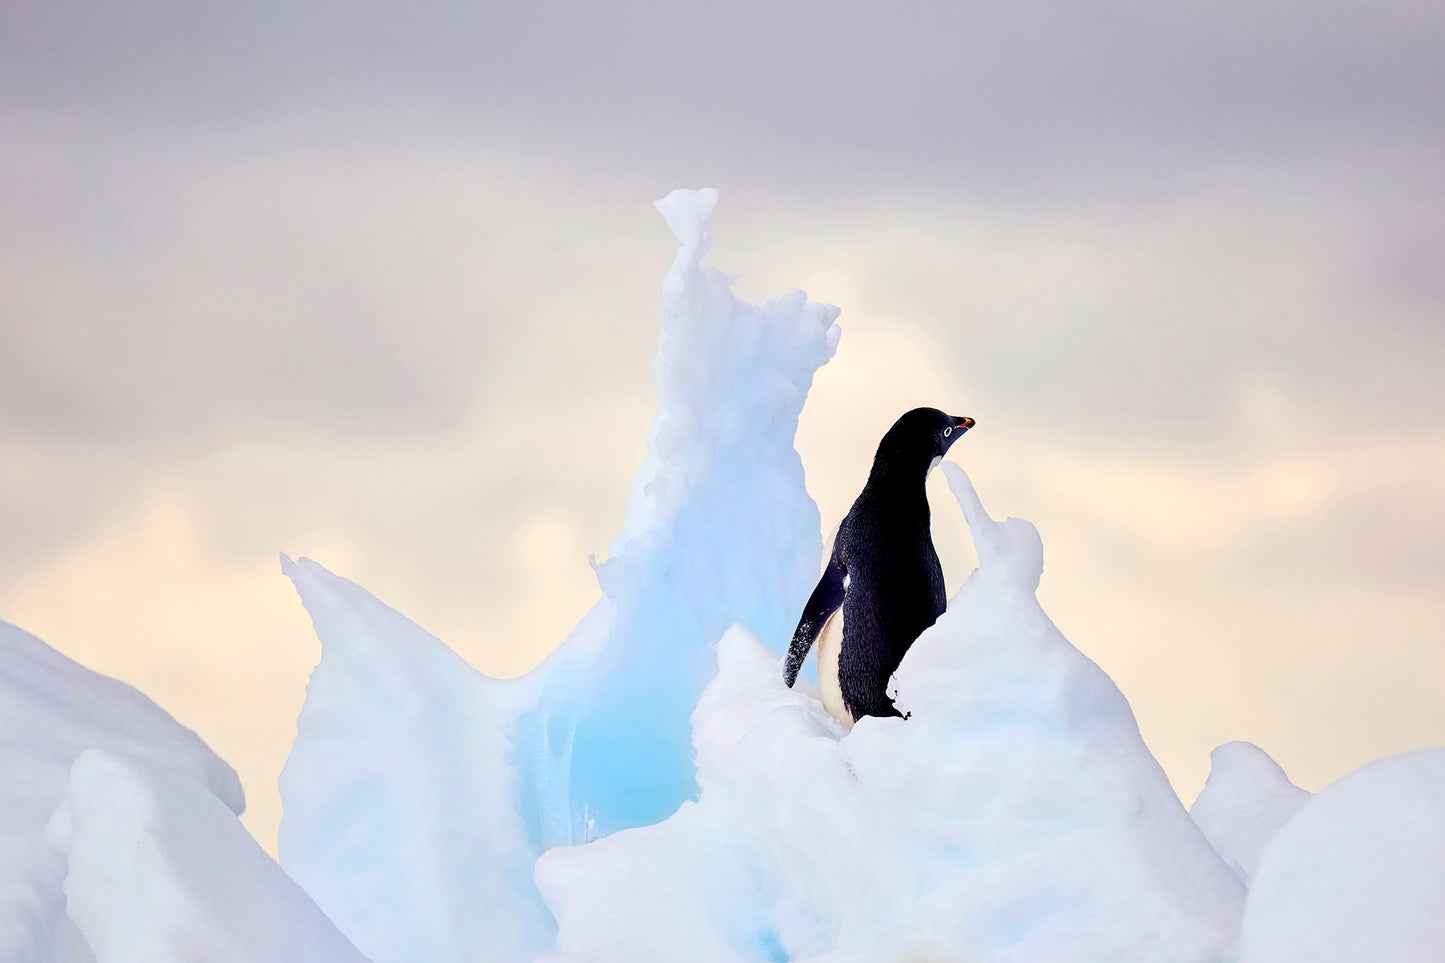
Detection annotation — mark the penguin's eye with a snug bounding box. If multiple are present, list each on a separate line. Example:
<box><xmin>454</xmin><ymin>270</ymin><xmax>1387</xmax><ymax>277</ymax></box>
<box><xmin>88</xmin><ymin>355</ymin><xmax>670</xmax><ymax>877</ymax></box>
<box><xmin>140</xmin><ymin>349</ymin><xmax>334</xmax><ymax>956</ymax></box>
<box><xmin>943</xmin><ymin>426</ymin><xmax>953</xmax><ymax>437</ymax></box>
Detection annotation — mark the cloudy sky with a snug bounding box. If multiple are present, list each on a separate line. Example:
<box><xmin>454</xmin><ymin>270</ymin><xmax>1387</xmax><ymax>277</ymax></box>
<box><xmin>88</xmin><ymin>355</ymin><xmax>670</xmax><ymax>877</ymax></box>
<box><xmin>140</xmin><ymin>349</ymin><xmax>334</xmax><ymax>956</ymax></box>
<box><xmin>3</xmin><ymin>0</ymin><xmax>1442</xmax><ymax>853</ymax></box>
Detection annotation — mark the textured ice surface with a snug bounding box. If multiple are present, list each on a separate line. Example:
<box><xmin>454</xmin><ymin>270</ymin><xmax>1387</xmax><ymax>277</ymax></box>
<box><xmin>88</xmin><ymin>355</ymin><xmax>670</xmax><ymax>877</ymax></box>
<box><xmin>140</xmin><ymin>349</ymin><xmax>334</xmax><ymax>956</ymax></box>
<box><xmin>546</xmin><ymin>188</ymin><xmax>840</xmax><ymax>842</ymax></box>
<box><xmin>278</xmin><ymin>188</ymin><xmax>840</xmax><ymax>961</ymax></box>
<box><xmin>1239</xmin><ymin>748</ymin><xmax>1445</xmax><ymax>963</ymax></box>
<box><xmin>279</xmin><ymin>554</ymin><xmax>557</xmax><ymax>963</ymax></box>
<box><xmin>0</xmin><ymin>620</ymin><xmax>243</xmax><ymax>963</ymax></box>
<box><xmin>535</xmin><ymin>463</ymin><xmax>1245</xmax><ymax>963</ymax></box>
<box><xmin>1190</xmin><ymin>741</ymin><xmax>1310</xmax><ymax>883</ymax></box>
<box><xmin>46</xmin><ymin>749</ymin><xmax>370</xmax><ymax>963</ymax></box>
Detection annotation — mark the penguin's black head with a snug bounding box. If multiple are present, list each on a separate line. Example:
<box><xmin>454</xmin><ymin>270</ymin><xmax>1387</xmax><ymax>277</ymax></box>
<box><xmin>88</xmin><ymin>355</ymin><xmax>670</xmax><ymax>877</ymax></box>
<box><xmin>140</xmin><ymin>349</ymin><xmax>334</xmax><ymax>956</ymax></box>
<box><xmin>871</xmin><ymin>407</ymin><xmax>976</xmax><ymax>479</ymax></box>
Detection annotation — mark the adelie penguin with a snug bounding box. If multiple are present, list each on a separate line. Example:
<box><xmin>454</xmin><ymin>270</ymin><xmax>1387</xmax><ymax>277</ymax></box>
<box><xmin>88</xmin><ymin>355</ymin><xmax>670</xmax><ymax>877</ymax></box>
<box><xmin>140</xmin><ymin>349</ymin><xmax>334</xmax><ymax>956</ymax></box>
<box><xmin>785</xmin><ymin>407</ymin><xmax>975</xmax><ymax>726</ymax></box>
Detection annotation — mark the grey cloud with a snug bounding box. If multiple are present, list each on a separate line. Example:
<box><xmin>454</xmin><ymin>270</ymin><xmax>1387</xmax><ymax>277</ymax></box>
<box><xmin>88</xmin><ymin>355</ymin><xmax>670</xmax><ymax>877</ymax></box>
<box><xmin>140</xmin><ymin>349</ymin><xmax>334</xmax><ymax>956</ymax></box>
<box><xmin>3</xmin><ymin>1</ymin><xmax>1440</xmax><ymax>460</ymax></box>
<box><xmin>0</xmin><ymin>130</ymin><xmax>664</xmax><ymax>448</ymax></box>
<box><xmin>2</xmin><ymin>0</ymin><xmax>1440</xmax><ymax>192</ymax></box>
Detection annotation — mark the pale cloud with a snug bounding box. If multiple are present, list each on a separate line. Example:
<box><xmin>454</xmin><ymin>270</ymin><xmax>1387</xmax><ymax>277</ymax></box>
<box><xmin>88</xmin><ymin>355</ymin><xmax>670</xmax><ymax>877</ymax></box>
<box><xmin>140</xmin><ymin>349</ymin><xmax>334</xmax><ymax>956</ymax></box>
<box><xmin>0</xmin><ymin>126</ymin><xmax>664</xmax><ymax>447</ymax></box>
<box><xmin>3</xmin><ymin>0</ymin><xmax>1440</xmax><ymax>188</ymax></box>
<box><xmin>0</xmin><ymin>491</ymin><xmax>322</xmax><ymax>852</ymax></box>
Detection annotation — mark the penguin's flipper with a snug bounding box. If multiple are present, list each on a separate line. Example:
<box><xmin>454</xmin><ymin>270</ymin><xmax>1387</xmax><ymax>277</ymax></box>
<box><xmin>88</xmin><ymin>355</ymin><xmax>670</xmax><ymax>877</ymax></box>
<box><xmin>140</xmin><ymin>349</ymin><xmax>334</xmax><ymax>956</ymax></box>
<box><xmin>784</xmin><ymin>552</ymin><xmax>846</xmax><ymax>687</ymax></box>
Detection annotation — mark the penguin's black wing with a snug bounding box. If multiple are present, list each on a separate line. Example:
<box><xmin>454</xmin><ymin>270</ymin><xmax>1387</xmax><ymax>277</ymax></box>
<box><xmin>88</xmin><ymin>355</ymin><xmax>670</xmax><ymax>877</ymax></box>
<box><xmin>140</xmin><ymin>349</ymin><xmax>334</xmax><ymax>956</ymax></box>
<box><xmin>784</xmin><ymin>549</ymin><xmax>846</xmax><ymax>687</ymax></box>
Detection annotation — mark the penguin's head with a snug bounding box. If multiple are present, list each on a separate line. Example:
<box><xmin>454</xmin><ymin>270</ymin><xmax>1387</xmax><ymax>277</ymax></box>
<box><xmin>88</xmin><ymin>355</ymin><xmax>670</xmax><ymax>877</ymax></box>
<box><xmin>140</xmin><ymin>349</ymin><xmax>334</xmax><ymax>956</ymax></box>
<box><xmin>873</xmin><ymin>407</ymin><xmax>976</xmax><ymax>477</ymax></box>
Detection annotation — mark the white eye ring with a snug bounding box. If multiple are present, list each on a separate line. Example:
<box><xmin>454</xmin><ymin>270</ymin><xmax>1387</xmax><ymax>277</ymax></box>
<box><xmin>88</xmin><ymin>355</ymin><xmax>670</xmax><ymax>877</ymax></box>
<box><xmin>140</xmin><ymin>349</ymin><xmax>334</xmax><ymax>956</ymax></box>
<box><xmin>944</xmin><ymin>426</ymin><xmax>953</xmax><ymax>437</ymax></box>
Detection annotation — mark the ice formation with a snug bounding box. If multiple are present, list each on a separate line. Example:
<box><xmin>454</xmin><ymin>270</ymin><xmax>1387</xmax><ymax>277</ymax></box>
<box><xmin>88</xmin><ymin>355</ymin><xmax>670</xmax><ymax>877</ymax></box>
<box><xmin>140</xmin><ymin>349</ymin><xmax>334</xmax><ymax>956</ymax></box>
<box><xmin>277</xmin><ymin>188</ymin><xmax>840</xmax><ymax>961</ymax></box>
<box><xmin>0</xmin><ymin>620</ymin><xmax>244</xmax><ymax>963</ymax></box>
<box><xmin>1189</xmin><ymin>740</ymin><xmax>1310</xmax><ymax>883</ymax></box>
<box><xmin>536</xmin><ymin>187</ymin><xmax>840</xmax><ymax>842</ymax></box>
<box><xmin>535</xmin><ymin>463</ymin><xmax>1245</xmax><ymax>963</ymax></box>
<box><xmin>279</xmin><ymin>554</ymin><xmax>554</xmax><ymax>963</ymax></box>
<box><xmin>1238</xmin><ymin>749</ymin><xmax>1445</xmax><ymax>963</ymax></box>
<box><xmin>45</xmin><ymin>749</ymin><xmax>369</xmax><ymax>963</ymax></box>
<box><xmin>4</xmin><ymin>189</ymin><xmax>1443</xmax><ymax>962</ymax></box>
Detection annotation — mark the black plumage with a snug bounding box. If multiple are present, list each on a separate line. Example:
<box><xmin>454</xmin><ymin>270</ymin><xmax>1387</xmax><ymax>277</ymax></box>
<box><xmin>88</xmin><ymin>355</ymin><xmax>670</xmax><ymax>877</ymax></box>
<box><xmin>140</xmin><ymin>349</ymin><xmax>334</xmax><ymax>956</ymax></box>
<box><xmin>785</xmin><ymin>407</ymin><xmax>975</xmax><ymax>722</ymax></box>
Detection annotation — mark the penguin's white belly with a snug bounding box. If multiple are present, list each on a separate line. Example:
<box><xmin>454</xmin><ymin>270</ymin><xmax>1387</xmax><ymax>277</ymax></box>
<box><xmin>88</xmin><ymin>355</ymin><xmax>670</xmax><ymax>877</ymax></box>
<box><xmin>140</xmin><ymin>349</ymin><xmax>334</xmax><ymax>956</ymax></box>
<box><xmin>817</xmin><ymin>606</ymin><xmax>853</xmax><ymax>728</ymax></box>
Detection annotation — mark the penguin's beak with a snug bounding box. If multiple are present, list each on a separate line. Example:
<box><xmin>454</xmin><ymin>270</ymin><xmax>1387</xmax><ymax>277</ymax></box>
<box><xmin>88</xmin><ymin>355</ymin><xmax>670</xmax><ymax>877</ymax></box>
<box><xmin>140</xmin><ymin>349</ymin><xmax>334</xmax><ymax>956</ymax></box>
<box><xmin>943</xmin><ymin>415</ymin><xmax>974</xmax><ymax>452</ymax></box>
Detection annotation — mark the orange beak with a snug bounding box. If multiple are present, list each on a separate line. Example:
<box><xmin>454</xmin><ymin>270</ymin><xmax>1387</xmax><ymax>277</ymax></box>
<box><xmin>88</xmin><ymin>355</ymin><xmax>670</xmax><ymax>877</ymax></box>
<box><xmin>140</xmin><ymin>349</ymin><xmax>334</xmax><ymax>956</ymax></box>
<box><xmin>957</xmin><ymin>417</ymin><xmax>976</xmax><ymax>430</ymax></box>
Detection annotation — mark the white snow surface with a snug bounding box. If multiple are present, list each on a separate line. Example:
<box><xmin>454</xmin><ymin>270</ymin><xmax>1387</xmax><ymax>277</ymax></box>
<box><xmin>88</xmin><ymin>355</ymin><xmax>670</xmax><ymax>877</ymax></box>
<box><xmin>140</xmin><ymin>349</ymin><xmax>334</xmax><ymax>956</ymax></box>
<box><xmin>0</xmin><ymin>620</ymin><xmax>243</xmax><ymax>963</ymax></box>
<box><xmin>1239</xmin><ymin>748</ymin><xmax>1445</xmax><ymax>963</ymax></box>
<box><xmin>1190</xmin><ymin>741</ymin><xmax>1310</xmax><ymax>883</ymax></box>
<box><xmin>44</xmin><ymin>749</ymin><xmax>370</xmax><ymax>963</ymax></box>
<box><xmin>279</xmin><ymin>553</ymin><xmax>557</xmax><ymax>963</ymax></box>
<box><xmin>535</xmin><ymin>463</ymin><xmax>1245</xmax><ymax>963</ymax></box>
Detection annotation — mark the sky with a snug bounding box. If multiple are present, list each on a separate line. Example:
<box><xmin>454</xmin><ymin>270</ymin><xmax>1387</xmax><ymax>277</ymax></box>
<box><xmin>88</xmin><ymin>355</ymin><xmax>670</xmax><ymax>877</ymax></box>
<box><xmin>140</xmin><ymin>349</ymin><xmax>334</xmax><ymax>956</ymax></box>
<box><xmin>2</xmin><ymin>0</ymin><xmax>1443</xmax><ymax>854</ymax></box>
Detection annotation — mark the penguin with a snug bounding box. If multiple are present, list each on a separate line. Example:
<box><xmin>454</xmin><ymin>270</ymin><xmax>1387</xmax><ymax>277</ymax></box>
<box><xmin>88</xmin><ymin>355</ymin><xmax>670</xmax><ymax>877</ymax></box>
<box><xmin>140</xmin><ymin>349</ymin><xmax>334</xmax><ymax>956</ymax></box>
<box><xmin>784</xmin><ymin>407</ymin><xmax>975</xmax><ymax>726</ymax></box>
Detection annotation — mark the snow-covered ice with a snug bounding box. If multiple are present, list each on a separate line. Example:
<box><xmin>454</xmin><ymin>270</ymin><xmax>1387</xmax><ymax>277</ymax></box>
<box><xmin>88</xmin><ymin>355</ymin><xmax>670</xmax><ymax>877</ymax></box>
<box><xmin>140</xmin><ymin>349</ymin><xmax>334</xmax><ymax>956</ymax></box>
<box><xmin>1189</xmin><ymin>740</ymin><xmax>1310</xmax><ymax>883</ymax></box>
<box><xmin>1238</xmin><ymin>748</ymin><xmax>1445</xmax><ymax>963</ymax></box>
<box><xmin>535</xmin><ymin>463</ymin><xmax>1245</xmax><ymax>963</ymax></box>
<box><xmin>45</xmin><ymin>749</ymin><xmax>370</xmax><ymax>963</ymax></box>
<box><xmin>280</xmin><ymin>554</ymin><xmax>555</xmax><ymax>963</ymax></box>
<box><xmin>0</xmin><ymin>620</ymin><xmax>244</xmax><ymax>963</ymax></box>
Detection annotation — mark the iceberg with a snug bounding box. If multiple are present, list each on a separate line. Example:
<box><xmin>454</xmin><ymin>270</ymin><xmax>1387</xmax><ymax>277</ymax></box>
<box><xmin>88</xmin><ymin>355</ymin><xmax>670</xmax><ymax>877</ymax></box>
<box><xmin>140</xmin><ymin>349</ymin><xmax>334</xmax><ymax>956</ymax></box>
<box><xmin>546</xmin><ymin>187</ymin><xmax>841</xmax><ymax>842</ymax></box>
